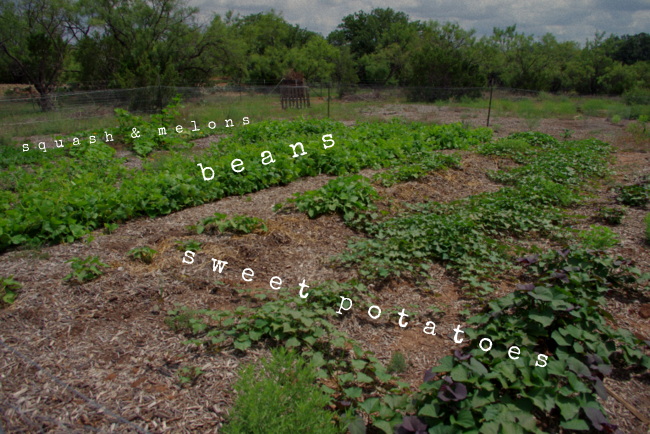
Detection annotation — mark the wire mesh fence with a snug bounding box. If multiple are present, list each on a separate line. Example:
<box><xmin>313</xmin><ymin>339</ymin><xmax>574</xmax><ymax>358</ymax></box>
<box><xmin>0</xmin><ymin>82</ymin><xmax>606</xmax><ymax>141</ymax></box>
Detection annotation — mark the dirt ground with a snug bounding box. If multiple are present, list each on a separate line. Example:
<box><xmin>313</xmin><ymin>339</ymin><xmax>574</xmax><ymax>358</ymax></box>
<box><xmin>0</xmin><ymin>104</ymin><xmax>648</xmax><ymax>433</ymax></box>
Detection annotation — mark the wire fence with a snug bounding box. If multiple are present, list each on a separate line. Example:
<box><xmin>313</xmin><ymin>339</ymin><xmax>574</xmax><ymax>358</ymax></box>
<box><xmin>0</xmin><ymin>82</ymin><xmax>543</xmax><ymax>116</ymax></box>
<box><xmin>0</xmin><ymin>83</ymin><xmax>588</xmax><ymax>140</ymax></box>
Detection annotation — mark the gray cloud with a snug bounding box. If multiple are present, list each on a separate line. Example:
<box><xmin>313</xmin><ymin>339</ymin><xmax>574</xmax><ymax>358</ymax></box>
<box><xmin>189</xmin><ymin>0</ymin><xmax>649</xmax><ymax>43</ymax></box>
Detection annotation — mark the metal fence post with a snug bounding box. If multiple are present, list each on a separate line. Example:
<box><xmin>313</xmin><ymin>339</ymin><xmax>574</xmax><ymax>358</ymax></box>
<box><xmin>486</xmin><ymin>82</ymin><xmax>494</xmax><ymax>127</ymax></box>
<box><xmin>327</xmin><ymin>82</ymin><xmax>331</xmax><ymax>118</ymax></box>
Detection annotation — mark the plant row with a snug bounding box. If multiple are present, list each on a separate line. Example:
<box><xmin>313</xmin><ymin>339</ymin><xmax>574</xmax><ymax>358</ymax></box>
<box><xmin>0</xmin><ymin>114</ymin><xmax>490</xmax><ymax>253</ymax></box>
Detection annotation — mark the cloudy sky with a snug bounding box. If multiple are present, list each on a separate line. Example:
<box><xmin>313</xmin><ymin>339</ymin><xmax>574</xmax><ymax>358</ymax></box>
<box><xmin>189</xmin><ymin>0</ymin><xmax>649</xmax><ymax>44</ymax></box>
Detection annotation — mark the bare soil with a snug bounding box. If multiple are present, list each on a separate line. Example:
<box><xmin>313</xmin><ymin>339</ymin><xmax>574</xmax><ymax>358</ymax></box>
<box><xmin>0</xmin><ymin>104</ymin><xmax>648</xmax><ymax>433</ymax></box>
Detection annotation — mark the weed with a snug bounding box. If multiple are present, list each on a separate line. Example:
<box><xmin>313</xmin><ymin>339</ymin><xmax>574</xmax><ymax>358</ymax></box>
<box><xmin>386</xmin><ymin>352</ymin><xmax>407</xmax><ymax>374</ymax></box>
<box><xmin>562</xmin><ymin>129</ymin><xmax>574</xmax><ymax>139</ymax></box>
<box><xmin>578</xmin><ymin>225</ymin><xmax>619</xmax><ymax>250</ymax></box>
<box><xmin>127</xmin><ymin>246</ymin><xmax>157</xmax><ymax>264</ymax></box>
<box><xmin>596</xmin><ymin>206</ymin><xmax>626</xmax><ymax>225</ymax></box>
<box><xmin>177</xmin><ymin>366</ymin><xmax>204</xmax><ymax>387</ymax></box>
<box><xmin>189</xmin><ymin>213</ymin><xmax>267</xmax><ymax>235</ymax></box>
<box><xmin>164</xmin><ymin>307</ymin><xmax>206</xmax><ymax>335</ymax></box>
<box><xmin>175</xmin><ymin>240</ymin><xmax>203</xmax><ymax>252</ymax></box>
<box><xmin>103</xmin><ymin>223</ymin><xmax>119</xmax><ymax>234</ymax></box>
<box><xmin>0</xmin><ymin>276</ymin><xmax>22</xmax><ymax>307</ymax></box>
<box><xmin>64</xmin><ymin>256</ymin><xmax>109</xmax><ymax>284</ymax></box>
<box><xmin>617</xmin><ymin>183</ymin><xmax>649</xmax><ymax>207</ymax></box>
<box><xmin>645</xmin><ymin>213</ymin><xmax>650</xmax><ymax>246</ymax></box>
<box><xmin>222</xmin><ymin>347</ymin><xmax>342</xmax><ymax>434</ymax></box>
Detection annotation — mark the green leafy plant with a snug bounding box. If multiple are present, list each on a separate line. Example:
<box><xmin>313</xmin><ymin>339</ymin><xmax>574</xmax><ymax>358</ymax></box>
<box><xmin>372</xmin><ymin>248</ymin><xmax>649</xmax><ymax>433</ymax></box>
<box><xmin>189</xmin><ymin>213</ymin><xmax>267</xmax><ymax>235</ymax></box>
<box><xmin>562</xmin><ymin>128</ymin><xmax>574</xmax><ymax>139</ymax></box>
<box><xmin>372</xmin><ymin>153</ymin><xmax>461</xmax><ymax>187</ymax></box>
<box><xmin>596</xmin><ymin>206</ymin><xmax>625</xmax><ymax>225</ymax></box>
<box><xmin>283</xmin><ymin>175</ymin><xmax>379</xmax><ymax>229</ymax></box>
<box><xmin>645</xmin><ymin>213</ymin><xmax>650</xmax><ymax>245</ymax></box>
<box><xmin>175</xmin><ymin>239</ymin><xmax>203</xmax><ymax>252</ymax></box>
<box><xmin>127</xmin><ymin>246</ymin><xmax>158</xmax><ymax>264</ymax></box>
<box><xmin>177</xmin><ymin>366</ymin><xmax>204</xmax><ymax>387</ymax></box>
<box><xmin>64</xmin><ymin>256</ymin><xmax>109</xmax><ymax>284</ymax></box>
<box><xmin>166</xmin><ymin>281</ymin><xmax>402</xmax><ymax>419</ymax></box>
<box><xmin>577</xmin><ymin>225</ymin><xmax>619</xmax><ymax>250</ymax></box>
<box><xmin>103</xmin><ymin>222</ymin><xmax>119</xmax><ymax>234</ymax></box>
<box><xmin>115</xmin><ymin>97</ymin><xmax>200</xmax><ymax>157</ymax></box>
<box><xmin>0</xmin><ymin>119</ymin><xmax>492</xmax><ymax>253</ymax></box>
<box><xmin>0</xmin><ymin>276</ymin><xmax>22</xmax><ymax>307</ymax></box>
<box><xmin>617</xmin><ymin>182</ymin><xmax>649</xmax><ymax>207</ymax></box>
<box><xmin>164</xmin><ymin>307</ymin><xmax>205</xmax><ymax>334</ymax></box>
<box><xmin>386</xmin><ymin>351</ymin><xmax>407</xmax><ymax>374</ymax></box>
<box><xmin>222</xmin><ymin>347</ymin><xmax>342</xmax><ymax>434</ymax></box>
<box><xmin>340</xmin><ymin>132</ymin><xmax>613</xmax><ymax>292</ymax></box>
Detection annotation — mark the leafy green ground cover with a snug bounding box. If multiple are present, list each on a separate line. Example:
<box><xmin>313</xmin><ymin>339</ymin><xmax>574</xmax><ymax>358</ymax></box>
<box><xmin>162</xmin><ymin>126</ymin><xmax>648</xmax><ymax>432</ymax></box>
<box><xmin>337</xmin><ymin>133</ymin><xmax>613</xmax><ymax>292</ymax></box>
<box><xmin>0</xmin><ymin>112</ymin><xmax>490</xmax><ymax>252</ymax></box>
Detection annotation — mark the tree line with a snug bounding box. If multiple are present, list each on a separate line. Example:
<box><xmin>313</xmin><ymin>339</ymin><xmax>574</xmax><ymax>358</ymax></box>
<box><xmin>1</xmin><ymin>0</ymin><xmax>649</xmax><ymax>111</ymax></box>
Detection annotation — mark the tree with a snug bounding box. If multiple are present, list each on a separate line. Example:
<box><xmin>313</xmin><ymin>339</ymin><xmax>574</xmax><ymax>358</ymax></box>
<box><xmin>285</xmin><ymin>36</ymin><xmax>338</xmax><ymax>83</ymax></box>
<box><xmin>327</xmin><ymin>7</ymin><xmax>421</xmax><ymax>83</ymax></box>
<box><xmin>73</xmin><ymin>0</ymin><xmax>245</xmax><ymax>109</ymax></box>
<box><xmin>76</xmin><ymin>0</ymin><xmax>201</xmax><ymax>87</ymax></box>
<box><xmin>611</xmin><ymin>33</ymin><xmax>650</xmax><ymax>65</ymax></box>
<box><xmin>404</xmin><ymin>21</ymin><xmax>484</xmax><ymax>101</ymax></box>
<box><xmin>227</xmin><ymin>10</ymin><xmax>318</xmax><ymax>83</ymax></box>
<box><xmin>0</xmin><ymin>0</ymin><xmax>82</xmax><ymax>111</ymax></box>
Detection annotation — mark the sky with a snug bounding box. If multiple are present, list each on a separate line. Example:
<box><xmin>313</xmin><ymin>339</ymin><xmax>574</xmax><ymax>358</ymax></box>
<box><xmin>189</xmin><ymin>0</ymin><xmax>649</xmax><ymax>44</ymax></box>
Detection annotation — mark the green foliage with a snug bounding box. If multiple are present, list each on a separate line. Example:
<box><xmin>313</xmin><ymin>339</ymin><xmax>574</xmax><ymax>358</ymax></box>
<box><xmin>164</xmin><ymin>308</ymin><xmax>204</xmax><ymax>334</ymax></box>
<box><xmin>63</xmin><ymin>255</ymin><xmax>109</xmax><ymax>284</ymax></box>
<box><xmin>115</xmin><ymin>97</ymin><xmax>200</xmax><ymax>157</ymax></box>
<box><xmin>404</xmin><ymin>21</ymin><xmax>484</xmax><ymax>100</ymax></box>
<box><xmin>190</xmin><ymin>213</ymin><xmax>267</xmax><ymax>235</ymax></box>
<box><xmin>477</xmin><ymin>137</ymin><xmax>537</xmax><ymax>163</ymax></box>
<box><xmin>626</xmin><ymin>114</ymin><xmax>650</xmax><ymax>138</ymax></box>
<box><xmin>596</xmin><ymin>206</ymin><xmax>626</xmax><ymax>225</ymax></box>
<box><xmin>372</xmin><ymin>248</ymin><xmax>649</xmax><ymax>433</ymax></box>
<box><xmin>617</xmin><ymin>181</ymin><xmax>650</xmax><ymax>207</ymax></box>
<box><xmin>166</xmin><ymin>281</ymin><xmax>403</xmax><ymax>418</ymax></box>
<box><xmin>175</xmin><ymin>240</ymin><xmax>203</xmax><ymax>252</ymax></box>
<box><xmin>623</xmin><ymin>87</ymin><xmax>650</xmax><ymax>106</ymax></box>
<box><xmin>577</xmin><ymin>225</ymin><xmax>619</xmax><ymax>250</ymax></box>
<box><xmin>177</xmin><ymin>366</ymin><xmax>204</xmax><ymax>387</ymax></box>
<box><xmin>340</xmin><ymin>132</ymin><xmax>611</xmax><ymax>291</ymax></box>
<box><xmin>0</xmin><ymin>119</ymin><xmax>492</xmax><ymax>253</ymax></box>
<box><xmin>386</xmin><ymin>352</ymin><xmax>407</xmax><ymax>374</ymax></box>
<box><xmin>127</xmin><ymin>246</ymin><xmax>158</xmax><ymax>264</ymax></box>
<box><xmin>222</xmin><ymin>347</ymin><xmax>341</xmax><ymax>434</ymax></box>
<box><xmin>75</xmin><ymin>0</ymin><xmax>240</xmax><ymax>95</ymax></box>
<box><xmin>372</xmin><ymin>153</ymin><xmax>461</xmax><ymax>187</ymax></box>
<box><xmin>0</xmin><ymin>0</ymin><xmax>77</xmax><ymax>112</ymax></box>
<box><xmin>645</xmin><ymin>213</ymin><xmax>650</xmax><ymax>245</ymax></box>
<box><xmin>0</xmin><ymin>276</ymin><xmax>22</xmax><ymax>307</ymax></box>
<box><xmin>283</xmin><ymin>175</ymin><xmax>379</xmax><ymax>228</ymax></box>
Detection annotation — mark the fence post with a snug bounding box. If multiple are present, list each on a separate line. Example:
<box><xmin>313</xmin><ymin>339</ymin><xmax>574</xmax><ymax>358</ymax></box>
<box><xmin>327</xmin><ymin>82</ymin><xmax>331</xmax><ymax>118</ymax></box>
<box><xmin>486</xmin><ymin>82</ymin><xmax>494</xmax><ymax>127</ymax></box>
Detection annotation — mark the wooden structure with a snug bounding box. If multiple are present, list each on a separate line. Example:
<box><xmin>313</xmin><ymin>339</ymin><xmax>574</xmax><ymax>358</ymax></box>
<box><xmin>279</xmin><ymin>70</ymin><xmax>310</xmax><ymax>109</ymax></box>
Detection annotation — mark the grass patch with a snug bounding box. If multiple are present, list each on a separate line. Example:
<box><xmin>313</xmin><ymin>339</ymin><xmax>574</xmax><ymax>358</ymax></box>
<box><xmin>222</xmin><ymin>347</ymin><xmax>342</xmax><ymax>433</ymax></box>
